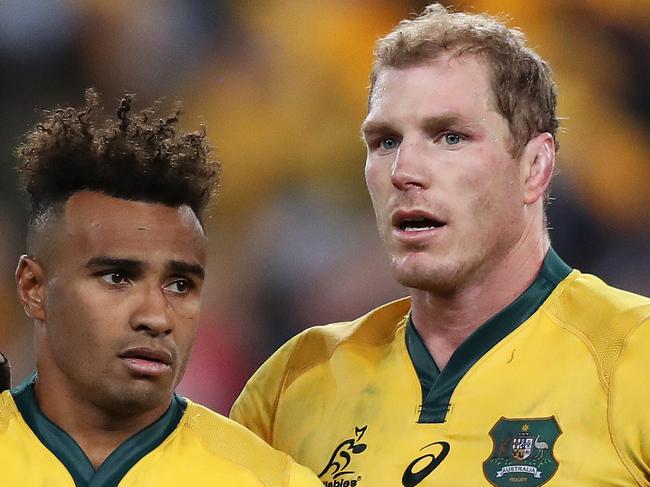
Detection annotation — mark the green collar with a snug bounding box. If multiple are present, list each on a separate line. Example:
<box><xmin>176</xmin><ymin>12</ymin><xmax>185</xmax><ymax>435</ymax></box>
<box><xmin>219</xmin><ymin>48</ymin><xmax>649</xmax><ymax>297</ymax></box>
<box><xmin>12</xmin><ymin>375</ymin><xmax>186</xmax><ymax>487</ymax></box>
<box><xmin>406</xmin><ymin>248</ymin><xmax>571</xmax><ymax>423</ymax></box>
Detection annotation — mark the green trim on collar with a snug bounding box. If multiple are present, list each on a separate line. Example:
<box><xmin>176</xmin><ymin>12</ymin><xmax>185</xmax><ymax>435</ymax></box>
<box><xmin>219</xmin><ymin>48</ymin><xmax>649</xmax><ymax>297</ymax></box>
<box><xmin>407</xmin><ymin>248</ymin><xmax>571</xmax><ymax>424</ymax></box>
<box><xmin>12</xmin><ymin>375</ymin><xmax>186</xmax><ymax>487</ymax></box>
<box><xmin>406</xmin><ymin>319</ymin><xmax>440</xmax><ymax>404</ymax></box>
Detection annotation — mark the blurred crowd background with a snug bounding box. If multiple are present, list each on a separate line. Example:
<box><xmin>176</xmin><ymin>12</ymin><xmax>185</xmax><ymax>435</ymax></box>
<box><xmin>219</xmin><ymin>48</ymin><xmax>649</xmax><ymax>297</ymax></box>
<box><xmin>0</xmin><ymin>0</ymin><xmax>648</xmax><ymax>414</ymax></box>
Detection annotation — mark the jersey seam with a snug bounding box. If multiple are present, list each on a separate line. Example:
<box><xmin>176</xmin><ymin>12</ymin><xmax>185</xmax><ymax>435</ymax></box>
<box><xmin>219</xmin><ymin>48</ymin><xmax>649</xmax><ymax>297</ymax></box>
<box><xmin>271</xmin><ymin>333</ymin><xmax>306</xmax><ymax>446</ymax></box>
<box><xmin>607</xmin><ymin>316</ymin><xmax>650</xmax><ymax>486</ymax></box>
<box><xmin>283</xmin><ymin>458</ymin><xmax>294</xmax><ymax>487</ymax></box>
<box><xmin>540</xmin><ymin>307</ymin><xmax>609</xmax><ymax>392</ymax></box>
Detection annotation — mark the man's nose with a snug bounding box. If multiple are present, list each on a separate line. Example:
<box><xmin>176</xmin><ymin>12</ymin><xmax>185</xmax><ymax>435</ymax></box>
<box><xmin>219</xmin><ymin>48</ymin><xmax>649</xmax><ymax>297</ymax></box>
<box><xmin>129</xmin><ymin>285</ymin><xmax>173</xmax><ymax>337</ymax></box>
<box><xmin>390</xmin><ymin>139</ymin><xmax>430</xmax><ymax>191</ymax></box>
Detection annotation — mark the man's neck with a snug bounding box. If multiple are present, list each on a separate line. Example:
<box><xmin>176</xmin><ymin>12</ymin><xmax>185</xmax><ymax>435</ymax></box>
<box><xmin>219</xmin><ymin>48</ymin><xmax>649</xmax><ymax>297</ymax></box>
<box><xmin>34</xmin><ymin>376</ymin><xmax>170</xmax><ymax>469</ymax></box>
<box><xmin>410</xmin><ymin>235</ymin><xmax>550</xmax><ymax>370</ymax></box>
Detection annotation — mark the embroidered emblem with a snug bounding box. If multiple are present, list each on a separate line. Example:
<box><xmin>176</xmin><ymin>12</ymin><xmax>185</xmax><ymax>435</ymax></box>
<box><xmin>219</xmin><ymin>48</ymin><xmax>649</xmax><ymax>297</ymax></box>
<box><xmin>483</xmin><ymin>416</ymin><xmax>561</xmax><ymax>486</ymax></box>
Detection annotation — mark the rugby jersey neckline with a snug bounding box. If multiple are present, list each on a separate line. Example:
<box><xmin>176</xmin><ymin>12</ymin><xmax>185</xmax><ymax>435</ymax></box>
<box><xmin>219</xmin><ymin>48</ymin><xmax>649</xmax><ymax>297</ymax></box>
<box><xmin>12</xmin><ymin>375</ymin><xmax>186</xmax><ymax>487</ymax></box>
<box><xmin>405</xmin><ymin>247</ymin><xmax>572</xmax><ymax>423</ymax></box>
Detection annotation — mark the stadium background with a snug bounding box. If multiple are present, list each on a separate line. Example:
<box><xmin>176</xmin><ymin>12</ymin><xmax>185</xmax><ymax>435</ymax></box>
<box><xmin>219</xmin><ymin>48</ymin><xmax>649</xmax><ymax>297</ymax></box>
<box><xmin>0</xmin><ymin>0</ymin><xmax>647</xmax><ymax>413</ymax></box>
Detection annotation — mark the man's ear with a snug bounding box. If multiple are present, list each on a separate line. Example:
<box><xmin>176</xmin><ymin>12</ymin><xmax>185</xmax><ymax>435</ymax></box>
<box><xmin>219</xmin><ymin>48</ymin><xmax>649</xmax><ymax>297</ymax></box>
<box><xmin>520</xmin><ymin>132</ymin><xmax>555</xmax><ymax>205</ymax></box>
<box><xmin>15</xmin><ymin>255</ymin><xmax>47</xmax><ymax>321</ymax></box>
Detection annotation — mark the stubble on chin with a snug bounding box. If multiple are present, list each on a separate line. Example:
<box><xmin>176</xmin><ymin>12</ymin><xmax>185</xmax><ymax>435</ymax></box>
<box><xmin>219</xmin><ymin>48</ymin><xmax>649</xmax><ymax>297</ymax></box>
<box><xmin>390</xmin><ymin>255</ymin><xmax>465</xmax><ymax>295</ymax></box>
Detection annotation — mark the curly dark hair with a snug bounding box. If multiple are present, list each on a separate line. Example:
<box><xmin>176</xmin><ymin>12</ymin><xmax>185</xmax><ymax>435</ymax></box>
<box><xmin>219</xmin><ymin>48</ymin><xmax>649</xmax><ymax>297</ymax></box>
<box><xmin>16</xmin><ymin>88</ymin><xmax>220</xmax><ymax>225</ymax></box>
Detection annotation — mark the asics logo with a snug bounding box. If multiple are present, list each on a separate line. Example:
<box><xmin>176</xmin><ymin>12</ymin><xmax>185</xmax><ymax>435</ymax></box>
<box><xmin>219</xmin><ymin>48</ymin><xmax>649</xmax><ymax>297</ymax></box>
<box><xmin>402</xmin><ymin>441</ymin><xmax>450</xmax><ymax>487</ymax></box>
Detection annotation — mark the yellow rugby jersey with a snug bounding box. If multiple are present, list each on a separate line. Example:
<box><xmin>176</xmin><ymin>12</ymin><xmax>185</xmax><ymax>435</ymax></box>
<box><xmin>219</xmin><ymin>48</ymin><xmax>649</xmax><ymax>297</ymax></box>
<box><xmin>0</xmin><ymin>378</ymin><xmax>322</xmax><ymax>486</ymax></box>
<box><xmin>231</xmin><ymin>249</ymin><xmax>650</xmax><ymax>486</ymax></box>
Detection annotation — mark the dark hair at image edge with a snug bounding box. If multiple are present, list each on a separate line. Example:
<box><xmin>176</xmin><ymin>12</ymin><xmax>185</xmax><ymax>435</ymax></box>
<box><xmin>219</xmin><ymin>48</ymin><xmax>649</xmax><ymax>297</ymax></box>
<box><xmin>16</xmin><ymin>88</ymin><xmax>221</xmax><ymax>225</ymax></box>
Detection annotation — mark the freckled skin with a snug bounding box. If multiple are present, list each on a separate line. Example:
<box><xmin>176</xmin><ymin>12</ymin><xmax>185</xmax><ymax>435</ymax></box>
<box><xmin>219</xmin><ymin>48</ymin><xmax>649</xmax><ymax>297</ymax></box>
<box><xmin>32</xmin><ymin>191</ymin><xmax>207</xmax><ymax>419</ymax></box>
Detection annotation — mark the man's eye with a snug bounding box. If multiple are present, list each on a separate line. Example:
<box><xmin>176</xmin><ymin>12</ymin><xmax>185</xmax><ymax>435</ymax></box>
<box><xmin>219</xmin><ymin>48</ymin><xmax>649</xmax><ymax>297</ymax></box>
<box><xmin>380</xmin><ymin>137</ymin><xmax>399</xmax><ymax>150</ymax></box>
<box><xmin>443</xmin><ymin>133</ymin><xmax>462</xmax><ymax>145</ymax></box>
<box><xmin>100</xmin><ymin>272</ymin><xmax>128</xmax><ymax>285</ymax></box>
<box><xmin>165</xmin><ymin>280</ymin><xmax>192</xmax><ymax>295</ymax></box>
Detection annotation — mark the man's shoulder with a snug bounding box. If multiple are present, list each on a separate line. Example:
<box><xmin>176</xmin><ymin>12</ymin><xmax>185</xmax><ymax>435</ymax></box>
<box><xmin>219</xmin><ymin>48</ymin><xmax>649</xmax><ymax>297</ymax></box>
<box><xmin>229</xmin><ymin>297</ymin><xmax>411</xmax><ymax>442</ymax></box>
<box><xmin>544</xmin><ymin>270</ymin><xmax>650</xmax><ymax>380</ymax></box>
<box><xmin>181</xmin><ymin>400</ymin><xmax>285</xmax><ymax>453</ymax></box>
<box><xmin>177</xmin><ymin>400</ymin><xmax>297</xmax><ymax>476</ymax></box>
<box><xmin>233</xmin><ymin>297</ymin><xmax>410</xmax><ymax>406</ymax></box>
<box><xmin>300</xmin><ymin>296</ymin><xmax>411</xmax><ymax>343</ymax></box>
<box><xmin>0</xmin><ymin>390</ymin><xmax>55</xmax><ymax>457</ymax></box>
<box><xmin>546</xmin><ymin>270</ymin><xmax>650</xmax><ymax>328</ymax></box>
<box><xmin>0</xmin><ymin>391</ymin><xmax>74</xmax><ymax>481</ymax></box>
<box><xmin>279</xmin><ymin>297</ymin><xmax>411</xmax><ymax>372</ymax></box>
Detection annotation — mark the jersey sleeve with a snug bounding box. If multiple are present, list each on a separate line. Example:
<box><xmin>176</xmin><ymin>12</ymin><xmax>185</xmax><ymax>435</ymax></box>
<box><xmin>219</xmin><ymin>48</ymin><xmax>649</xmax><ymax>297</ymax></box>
<box><xmin>230</xmin><ymin>333</ymin><xmax>303</xmax><ymax>442</ymax></box>
<box><xmin>609</xmin><ymin>314</ymin><xmax>650</xmax><ymax>484</ymax></box>
<box><xmin>287</xmin><ymin>460</ymin><xmax>323</xmax><ymax>486</ymax></box>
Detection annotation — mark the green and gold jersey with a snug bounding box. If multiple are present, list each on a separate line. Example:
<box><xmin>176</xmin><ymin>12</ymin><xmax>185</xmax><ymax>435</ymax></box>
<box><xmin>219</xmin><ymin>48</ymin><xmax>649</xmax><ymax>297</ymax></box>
<box><xmin>231</xmin><ymin>249</ymin><xmax>650</xmax><ymax>486</ymax></box>
<box><xmin>0</xmin><ymin>378</ymin><xmax>322</xmax><ymax>486</ymax></box>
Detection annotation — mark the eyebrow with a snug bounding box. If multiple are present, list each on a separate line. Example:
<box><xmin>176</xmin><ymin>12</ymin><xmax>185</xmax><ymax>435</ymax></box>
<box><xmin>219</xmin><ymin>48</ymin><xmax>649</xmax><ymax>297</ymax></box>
<box><xmin>421</xmin><ymin>114</ymin><xmax>477</xmax><ymax>133</ymax></box>
<box><xmin>166</xmin><ymin>260</ymin><xmax>205</xmax><ymax>281</ymax></box>
<box><xmin>360</xmin><ymin>120</ymin><xmax>394</xmax><ymax>138</ymax></box>
<box><xmin>361</xmin><ymin>113</ymin><xmax>475</xmax><ymax>138</ymax></box>
<box><xmin>85</xmin><ymin>257</ymin><xmax>205</xmax><ymax>280</ymax></box>
<box><xmin>86</xmin><ymin>257</ymin><xmax>144</xmax><ymax>272</ymax></box>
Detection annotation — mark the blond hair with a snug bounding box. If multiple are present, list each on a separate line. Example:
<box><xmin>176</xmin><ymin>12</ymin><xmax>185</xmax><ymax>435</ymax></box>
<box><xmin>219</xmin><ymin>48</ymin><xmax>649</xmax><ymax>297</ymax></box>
<box><xmin>370</xmin><ymin>4</ymin><xmax>558</xmax><ymax>157</ymax></box>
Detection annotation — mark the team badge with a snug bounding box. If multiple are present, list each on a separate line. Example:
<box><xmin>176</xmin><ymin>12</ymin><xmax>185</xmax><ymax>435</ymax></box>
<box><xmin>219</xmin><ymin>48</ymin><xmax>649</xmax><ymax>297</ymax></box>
<box><xmin>483</xmin><ymin>416</ymin><xmax>561</xmax><ymax>486</ymax></box>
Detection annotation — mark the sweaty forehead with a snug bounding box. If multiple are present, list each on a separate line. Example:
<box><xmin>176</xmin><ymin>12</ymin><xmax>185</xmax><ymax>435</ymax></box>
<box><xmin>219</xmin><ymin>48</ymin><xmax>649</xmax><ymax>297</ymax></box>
<box><xmin>58</xmin><ymin>191</ymin><xmax>206</xmax><ymax>264</ymax></box>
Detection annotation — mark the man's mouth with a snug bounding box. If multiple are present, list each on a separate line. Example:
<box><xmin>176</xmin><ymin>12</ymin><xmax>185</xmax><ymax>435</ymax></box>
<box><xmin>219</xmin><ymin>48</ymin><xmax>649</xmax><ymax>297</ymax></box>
<box><xmin>393</xmin><ymin>210</ymin><xmax>447</xmax><ymax>233</ymax></box>
<box><xmin>118</xmin><ymin>347</ymin><xmax>173</xmax><ymax>376</ymax></box>
<box><xmin>119</xmin><ymin>347</ymin><xmax>172</xmax><ymax>365</ymax></box>
<box><xmin>398</xmin><ymin>217</ymin><xmax>445</xmax><ymax>232</ymax></box>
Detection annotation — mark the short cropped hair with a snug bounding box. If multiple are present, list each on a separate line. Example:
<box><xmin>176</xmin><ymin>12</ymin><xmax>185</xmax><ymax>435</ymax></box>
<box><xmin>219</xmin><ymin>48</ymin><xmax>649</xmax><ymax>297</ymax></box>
<box><xmin>16</xmin><ymin>88</ymin><xmax>220</xmax><ymax>226</ymax></box>
<box><xmin>370</xmin><ymin>4</ymin><xmax>559</xmax><ymax>158</ymax></box>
